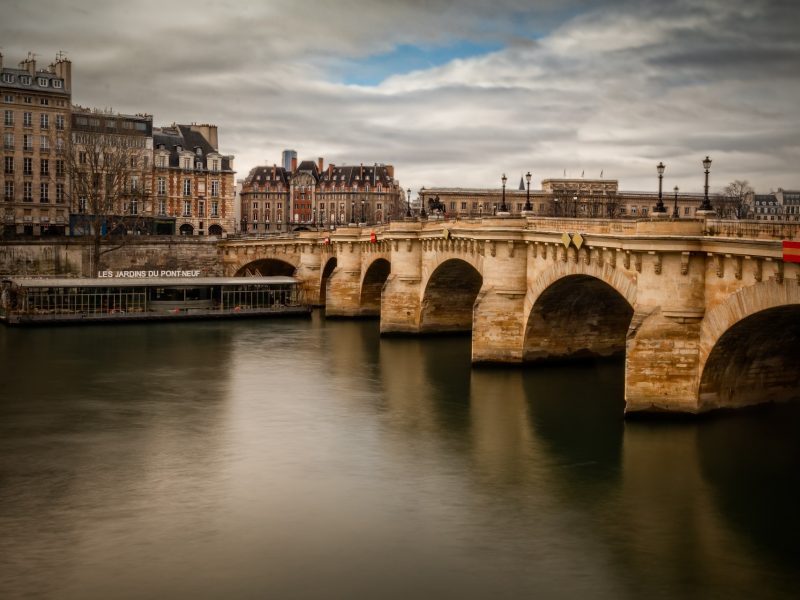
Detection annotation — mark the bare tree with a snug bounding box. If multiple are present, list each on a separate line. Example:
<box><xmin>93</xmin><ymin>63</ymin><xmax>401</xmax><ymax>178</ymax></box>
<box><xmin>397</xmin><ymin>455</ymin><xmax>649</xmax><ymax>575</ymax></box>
<box><xmin>722</xmin><ymin>180</ymin><xmax>755</xmax><ymax>219</ymax></box>
<box><xmin>62</xmin><ymin>117</ymin><xmax>152</xmax><ymax>275</ymax></box>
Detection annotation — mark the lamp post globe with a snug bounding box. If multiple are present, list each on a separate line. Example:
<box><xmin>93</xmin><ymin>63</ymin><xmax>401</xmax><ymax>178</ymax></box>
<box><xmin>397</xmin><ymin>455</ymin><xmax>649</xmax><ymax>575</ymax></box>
<box><xmin>500</xmin><ymin>173</ymin><xmax>508</xmax><ymax>213</ymax></box>
<box><xmin>672</xmin><ymin>185</ymin><xmax>679</xmax><ymax>218</ymax></box>
<box><xmin>698</xmin><ymin>156</ymin><xmax>714</xmax><ymax>213</ymax></box>
<box><xmin>654</xmin><ymin>161</ymin><xmax>667</xmax><ymax>215</ymax></box>
<box><xmin>524</xmin><ymin>171</ymin><xmax>532</xmax><ymax>211</ymax></box>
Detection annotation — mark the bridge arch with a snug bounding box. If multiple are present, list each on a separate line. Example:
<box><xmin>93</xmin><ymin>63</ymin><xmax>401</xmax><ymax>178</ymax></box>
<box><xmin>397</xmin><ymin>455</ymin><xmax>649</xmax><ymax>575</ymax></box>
<box><xmin>524</xmin><ymin>264</ymin><xmax>636</xmax><ymax>362</ymax></box>
<box><xmin>697</xmin><ymin>281</ymin><xmax>800</xmax><ymax>411</ymax></box>
<box><xmin>319</xmin><ymin>257</ymin><xmax>337</xmax><ymax>306</ymax></box>
<box><xmin>420</xmin><ymin>258</ymin><xmax>483</xmax><ymax>333</ymax></box>
<box><xmin>359</xmin><ymin>258</ymin><xmax>391</xmax><ymax>316</ymax></box>
<box><xmin>234</xmin><ymin>257</ymin><xmax>298</xmax><ymax>277</ymax></box>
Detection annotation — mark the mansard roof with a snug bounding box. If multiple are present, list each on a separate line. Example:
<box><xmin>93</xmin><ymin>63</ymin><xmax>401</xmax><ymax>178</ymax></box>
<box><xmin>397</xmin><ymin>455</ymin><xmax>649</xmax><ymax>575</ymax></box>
<box><xmin>243</xmin><ymin>161</ymin><xmax>397</xmax><ymax>188</ymax></box>
<box><xmin>320</xmin><ymin>164</ymin><xmax>395</xmax><ymax>186</ymax></box>
<box><xmin>244</xmin><ymin>165</ymin><xmax>290</xmax><ymax>186</ymax></box>
<box><xmin>153</xmin><ymin>124</ymin><xmax>232</xmax><ymax>171</ymax></box>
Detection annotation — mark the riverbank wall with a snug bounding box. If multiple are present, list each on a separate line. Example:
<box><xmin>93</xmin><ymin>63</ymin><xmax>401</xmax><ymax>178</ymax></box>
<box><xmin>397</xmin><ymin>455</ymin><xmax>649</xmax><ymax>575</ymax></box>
<box><xmin>0</xmin><ymin>238</ymin><xmax>223</xmax><ymax>278</ymax></box>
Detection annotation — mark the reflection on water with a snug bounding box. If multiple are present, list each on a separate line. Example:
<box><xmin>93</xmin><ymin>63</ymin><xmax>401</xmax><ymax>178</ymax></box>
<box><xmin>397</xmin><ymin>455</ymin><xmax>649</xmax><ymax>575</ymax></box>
<box><xmin>1</xmin><ymin>313</ymin><xmax>798</xmax><ymax>599</ymax></box>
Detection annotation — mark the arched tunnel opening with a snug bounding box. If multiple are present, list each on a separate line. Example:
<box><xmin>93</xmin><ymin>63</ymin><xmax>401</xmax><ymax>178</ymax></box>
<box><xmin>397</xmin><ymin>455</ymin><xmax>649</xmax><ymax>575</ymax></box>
<box><xmin>524</xmin><ymin>275</ymin><xmax>634</xmax><ymax>362</ymax></box>
<box><xmin>235</xmin><ymin>259</ymin><xmax>296</xmax><ymax>277</ymax></box>
<box><xmin>360</xmin><ymin>259</ymin><xmax>391</xmax><ymax>317</ymax></box>
<box><xmin>699</xmin><ymin>305</ymin><xmax>800</xmax><ymax>410</ymax></box>
<box><xmin>319</xmin><ymin>258</ymin><xmax>337</xmax><ymax>306</ymax></box>
<box><xmin>420</xmin><ymin>259</ymin><xmax>483</xmax><ymax>333</ymax></box>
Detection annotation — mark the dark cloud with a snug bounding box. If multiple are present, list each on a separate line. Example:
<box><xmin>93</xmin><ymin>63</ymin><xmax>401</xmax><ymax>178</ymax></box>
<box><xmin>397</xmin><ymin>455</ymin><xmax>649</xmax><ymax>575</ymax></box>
<box><xmin>1</xmin><ymin>0</ymin><xmax>798</xmax><ymax>192</ymax></box>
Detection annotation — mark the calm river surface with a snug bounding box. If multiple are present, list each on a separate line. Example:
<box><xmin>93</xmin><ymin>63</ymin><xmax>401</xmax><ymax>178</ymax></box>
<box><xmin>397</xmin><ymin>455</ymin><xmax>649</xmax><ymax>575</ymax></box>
<box><xmin>1</xmin><ymin>312</ymin><xmax>799</xmax><ymax>599</ymax></box>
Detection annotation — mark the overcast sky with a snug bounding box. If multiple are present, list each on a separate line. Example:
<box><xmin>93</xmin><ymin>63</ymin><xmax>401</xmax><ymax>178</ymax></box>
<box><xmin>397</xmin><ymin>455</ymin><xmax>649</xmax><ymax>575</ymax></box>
<box><xmin>2</xmin><ymin>0</ymin><xmax>798</xmax><ymax>195</ymax></box>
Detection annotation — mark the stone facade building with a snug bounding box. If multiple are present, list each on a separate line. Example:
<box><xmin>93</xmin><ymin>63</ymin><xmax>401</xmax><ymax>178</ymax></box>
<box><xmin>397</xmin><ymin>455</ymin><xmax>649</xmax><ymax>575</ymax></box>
<box><xmin>68</xmin><ymin>106</ymin><xmax>163</xmax><ymax>234</ymax></box>
<box><xmin>419</xmin><ymin>178</ymin><xmax>727</xmax><ymax>220</ymax></box>
<box><xmin>153</xmin><ymin>124</ymin><xmax>236</xmax><ymax>236</ymax></box>
<box><xmin>240</xmin><ymin>157</ymin><xmax>402</xmax><ymax>233</ymax></box>
<box><xmin>1</xmin><ymin>52</ymin><xmax>72</xmax><ymax>236</ymax></box>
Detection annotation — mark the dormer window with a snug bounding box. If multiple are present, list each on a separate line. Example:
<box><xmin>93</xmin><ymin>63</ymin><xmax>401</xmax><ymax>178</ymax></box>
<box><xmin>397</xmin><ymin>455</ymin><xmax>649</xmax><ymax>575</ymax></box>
<box><xmin>196</xmin><ymin>161</ymin><xmax>203</xmax><ymax>170</ymax></box>
<box><xmin>37</xmin><ymin>77</ymin><xmax>48</xmax><ymax>87</ymax></box>
<box><xmin>20</xmin><ymin>75</ymin><xmax>32</xmax><ymax>85</ymax></box>
<box><xmin>52</xmin><ymin>79</ymin><xmax>63</xmax><ymax>89</ymax></box>
<box><xmin>1</xmin><ymin>74</ymin><xmax>14</xmax><ymax>83</ymax></box>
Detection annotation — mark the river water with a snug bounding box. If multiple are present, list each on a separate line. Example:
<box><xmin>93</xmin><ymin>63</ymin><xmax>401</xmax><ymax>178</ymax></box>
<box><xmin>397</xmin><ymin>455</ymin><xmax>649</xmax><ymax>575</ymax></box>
<box><xmin>1</xmin><ymin>312</ymin><xmax>798</xmax><ymax>599</ymax></box>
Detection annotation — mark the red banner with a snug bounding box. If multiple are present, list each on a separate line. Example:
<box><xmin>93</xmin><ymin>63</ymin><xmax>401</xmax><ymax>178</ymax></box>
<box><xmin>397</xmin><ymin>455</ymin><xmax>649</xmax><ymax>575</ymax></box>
<box><xmin>783</xmin><ymin>240</ymin><xmax>800</xmax><ymax>263</ymax></box>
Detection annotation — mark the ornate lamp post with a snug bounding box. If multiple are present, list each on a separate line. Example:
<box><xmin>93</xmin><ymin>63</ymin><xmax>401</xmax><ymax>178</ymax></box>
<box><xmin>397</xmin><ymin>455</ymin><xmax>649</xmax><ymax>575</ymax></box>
<box><xmin>350</xmin><ymin>200</ymin><xmax>355</xmax><ymax>225</ymax></box>
<box><xmin>500</xmin><ymin>173</ymin><xmax>508</xmax><ymax>213</ymax></box>
<box><xmin>524</xmin><ymin>171</ymin><xmax>532</xmax><ymax>211</ymax></box>
<box><xmin>672</xmin><ymin>185</ymin><xmax>679</xmax><ymax>218</ymax></box>
<box><xmin>360</xmin><ymin>199</ymin><xmax>365</xmax><ymax>224</ymax></box>
<box><xmin>698</xmin><ymin>156</ymin><xmax>714</xmax><ymax>214</ymax></box>
<box><xmin>654</xmin><ymin>161</ymin><xmax>667</xmax><ymax>215</ymax></box>
<box><xmin>406</xmin><ymin>188</ymin><xmax>412</xmax><ymax>218</ymax></box>
<box><xmin>420</xmin><ymin>193</ymin><xmax>427</xmax><ymax>219</ymax></box>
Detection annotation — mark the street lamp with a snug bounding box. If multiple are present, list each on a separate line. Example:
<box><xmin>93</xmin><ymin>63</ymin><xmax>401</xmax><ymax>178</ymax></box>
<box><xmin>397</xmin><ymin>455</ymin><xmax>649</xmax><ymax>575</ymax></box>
<box><xmin>524</xmin><ymin>171</ymin><xmax>532</xmax><ymax>211</ymax></box>
<box><xmin>672</xmin><ymin>185</ymin><xmax>679</xmax><ymax>218</ymax></box>
<box><xmin>406</xmin><ymin>188</ymin><xmax>412</xmax><ymax>218</ymax></box>
<box><xmin>350</xmin><ymin>200</ymin><xmax>355</xmax><ymax>225</ymax></box>
<box><xmin>500</xmin><ymin>173</ymin><xmax>508</xmax><ymax>213</ymax></box>
<box><xmin>420</xmin><ymin>193</ymin><xmax>427</xmax><ymax>219</ymax></box>
<box><xmin>654</xmin><ymin>162</ymin><xmax>667</xmax><ymax>215</ymax></box>
<box><xmin>360</xmin><ymin>199</ymin><xmax>365</xmax><ymax>224</ymax></box>
<box><xmin>698</xmin><ymin>156</ymin><xmax>714</xmax><ymax>213</ymax></box>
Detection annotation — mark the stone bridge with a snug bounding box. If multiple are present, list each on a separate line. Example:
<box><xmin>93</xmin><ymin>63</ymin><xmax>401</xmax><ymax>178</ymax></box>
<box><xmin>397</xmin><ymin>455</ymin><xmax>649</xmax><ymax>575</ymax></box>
<box><xmin>220</xmin><ymin>217</ymin><xmax>800</xmax><ymax>416</ymax></box>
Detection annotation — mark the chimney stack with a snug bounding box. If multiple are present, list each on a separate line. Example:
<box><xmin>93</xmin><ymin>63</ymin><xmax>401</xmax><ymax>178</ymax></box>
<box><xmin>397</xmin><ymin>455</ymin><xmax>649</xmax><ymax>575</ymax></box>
<box><xmin>20</xmin><ymin>53</ymin><xmax>36</xmax><ymax>76</ymax></box>
<box><xmin>291</xmin><ymin>156</ymin><xmax>297</xmax><ymax>172</ymax></box>
<box><xmin>318</xmin><ymin>157</ymin><xmax>324</xmax><ymax>172</ymax></box>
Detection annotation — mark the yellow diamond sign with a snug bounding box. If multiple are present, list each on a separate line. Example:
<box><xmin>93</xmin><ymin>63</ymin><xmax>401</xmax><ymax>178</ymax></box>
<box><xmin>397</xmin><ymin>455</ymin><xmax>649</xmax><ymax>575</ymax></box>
<box><xmin>561</xmin><ymin>232</ymin><xmax>571</xmax><ymax>248</ymax></box>
<box><xmin>573</xmin><ymin>233</ymin><xmax>584</xmax><ymax>250</ymax></box>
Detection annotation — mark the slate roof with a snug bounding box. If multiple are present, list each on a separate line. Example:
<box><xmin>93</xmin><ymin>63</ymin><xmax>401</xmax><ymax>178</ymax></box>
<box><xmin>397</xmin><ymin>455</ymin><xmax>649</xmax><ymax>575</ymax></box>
<box><xmin>244</xmin><ymin>161</ymin><xmax>397</xmax><ymax>188</ymax></box>
<box><xmin>0</xmin><ymin>67</ymin><xmax>69</xmax><ymax>96</ymax></box>
<box><xmin>153</xmin><ymin>125</ymin><xmax>233</xmax><ymax>172</ymax></box>
<box><xmin>244</xmin><ymin>165</ymin><xmax>291</xmax><ymax>186</ymax></box>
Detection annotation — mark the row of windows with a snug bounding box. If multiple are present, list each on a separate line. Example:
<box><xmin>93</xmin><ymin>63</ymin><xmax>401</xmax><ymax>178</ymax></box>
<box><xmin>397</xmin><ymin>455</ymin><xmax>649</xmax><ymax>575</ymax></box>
<box><xmin>154</xmin><ymin>156</ymin><xmax>223</xmax><ymax>172</ymax></box>
<box><xmin>73</xmin><ymin>116</ymin><xmax>147</xmax><ymax>132</ymax></box>
<box><xmin>3</xmin><ymin>180</ymin><xmax>66</xmax><ymax>203</ymax></box>
<box><xmin>180</xmin><ymin>178</ymin><xmax>220</xmax><ymax>197</ymax></box>
<box><xmin>3</xmin><ymin>132</ymin><xmax>63</xmax><ymax>151</ymax></box>
<box><xmin>2</xmin><ymin>93</ymin><xmax>66</xmax><ymax>107</ymax></box>
<box><xmin>4</xmin><ymin>110</ymin><xmax>66</xmax><ymax>129</ymax></box>
<box><xmin>181</xmin><ymin>199</ymin><xmax>220</xmax><ymax>217</ymax></box>
<box><xmin>4</xmin><ymin>157</ymin><xmax>66</xmax><ymax>175</ymax></box>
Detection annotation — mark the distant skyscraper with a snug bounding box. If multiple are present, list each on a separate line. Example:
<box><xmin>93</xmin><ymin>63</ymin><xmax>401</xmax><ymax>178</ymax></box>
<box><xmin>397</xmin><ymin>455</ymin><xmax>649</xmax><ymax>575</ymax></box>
<box><xmin>282</xmin><ymin>149</ymin><xmax>297</xmax><ymax>171</ymax></box>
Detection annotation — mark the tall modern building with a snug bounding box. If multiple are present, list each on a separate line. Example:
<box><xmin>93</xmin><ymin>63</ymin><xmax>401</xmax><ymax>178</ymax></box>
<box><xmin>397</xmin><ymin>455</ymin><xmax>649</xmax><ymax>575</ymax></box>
<box><xmin>1</xmin><ymin>52</ymin><xmax>72</xmax><ymax>236</ymax></box>
<box><xmin>240</xmin><ymin>157</ymin><xmax>403</xmax><ymax>233</ymax></box>
<box><xmin>152</xmin><ymin>124</ymin><xmax>236</xmax><ymax>236</ymax></box>
<box><xmin>281</xmin><ymin>149</ymin><xmax>296</xmax><ymax>172</ymax></box>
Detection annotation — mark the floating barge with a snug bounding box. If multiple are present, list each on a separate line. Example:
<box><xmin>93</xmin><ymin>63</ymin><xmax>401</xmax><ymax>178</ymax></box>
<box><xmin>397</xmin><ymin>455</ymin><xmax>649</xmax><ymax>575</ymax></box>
<box><xmin>0</xmin><ymin>276</ymin><xmax>311</xmax><ymax>325</ymax></box>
